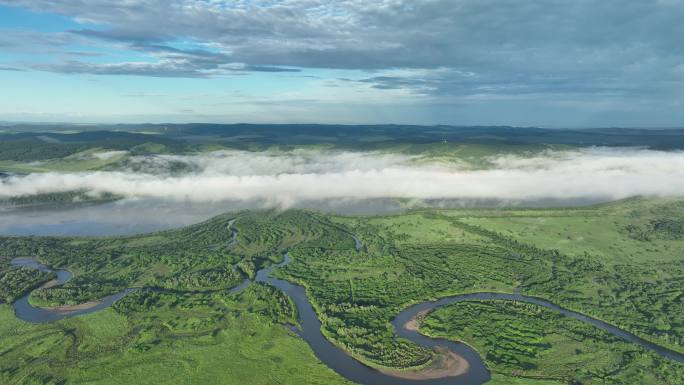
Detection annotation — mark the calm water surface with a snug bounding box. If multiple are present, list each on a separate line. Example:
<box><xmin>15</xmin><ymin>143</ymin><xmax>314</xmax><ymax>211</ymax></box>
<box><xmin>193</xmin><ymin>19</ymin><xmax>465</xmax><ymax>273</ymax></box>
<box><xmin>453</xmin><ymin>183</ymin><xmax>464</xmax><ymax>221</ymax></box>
<box><xmin>0</xmin><ymin>196</ymin><xmax>607</xmax><ymax>236</ymax></box>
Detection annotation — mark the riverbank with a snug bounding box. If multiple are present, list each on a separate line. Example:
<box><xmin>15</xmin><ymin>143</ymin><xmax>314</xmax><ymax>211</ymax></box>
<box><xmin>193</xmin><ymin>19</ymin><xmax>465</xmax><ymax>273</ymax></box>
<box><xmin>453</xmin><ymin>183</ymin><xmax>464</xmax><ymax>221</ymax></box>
<box><xmin>43</xmin><ymin>299</ymin><xmax>105</xmax><ymax>313</ymax></box>
<box><xmin>378</xmin><ymin>347</ymin><xmax>470</xmax><ymax>379</ymax></box>
<box><xmin>404</xmin><ymin>308</ymin><xmax>432</xmax><ymax>331</ymax></box>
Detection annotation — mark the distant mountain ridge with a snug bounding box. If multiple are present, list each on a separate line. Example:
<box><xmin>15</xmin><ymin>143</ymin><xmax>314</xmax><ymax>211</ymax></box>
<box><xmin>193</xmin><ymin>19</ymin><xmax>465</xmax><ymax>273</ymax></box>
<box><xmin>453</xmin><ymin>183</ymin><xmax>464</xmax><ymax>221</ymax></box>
<box><xmin>2</xmin><ymin>124</ymin><xmax>684</xmax><ymax>150</ymax></box>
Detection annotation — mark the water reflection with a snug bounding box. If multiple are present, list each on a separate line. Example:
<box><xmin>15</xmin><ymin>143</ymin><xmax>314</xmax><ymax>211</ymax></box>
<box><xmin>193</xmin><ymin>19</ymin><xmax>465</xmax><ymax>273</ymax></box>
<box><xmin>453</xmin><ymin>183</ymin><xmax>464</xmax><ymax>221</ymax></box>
<box><xmin>0</xmin><ymin>197</ymin><xmax>607</xmax><ymax>237</ymax></box>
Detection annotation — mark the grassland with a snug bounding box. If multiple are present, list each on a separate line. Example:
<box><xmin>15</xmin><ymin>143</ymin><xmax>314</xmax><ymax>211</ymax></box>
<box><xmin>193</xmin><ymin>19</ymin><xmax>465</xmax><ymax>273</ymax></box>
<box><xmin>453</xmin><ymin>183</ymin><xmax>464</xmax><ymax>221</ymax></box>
<box><xmin>454</xmin><ymin>198</ymin><xmax>684</xmax><ymax>264</ymax></box>
<box><xmin>444</xmin><ymin>198</ymin><xmax>684</xmax><ymax>354</ymax></box>
<box><xmin>0</xmin><ymin>198</ymin><xmax>683</xmax><ymax>384</ymax></box>
<box><xmin>0</xmin><ymin>285</ymin><xmax>351</xmax><ymax>385</ymax></box>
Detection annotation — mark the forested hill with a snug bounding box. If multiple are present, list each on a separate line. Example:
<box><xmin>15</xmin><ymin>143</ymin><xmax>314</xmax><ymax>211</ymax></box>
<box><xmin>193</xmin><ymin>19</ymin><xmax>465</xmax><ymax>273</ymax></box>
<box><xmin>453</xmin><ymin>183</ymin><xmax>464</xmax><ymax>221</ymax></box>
<box><xmin>2</xmin><ymin>124</ymin><xmax>684</xmax><ymax>151</ymax></box>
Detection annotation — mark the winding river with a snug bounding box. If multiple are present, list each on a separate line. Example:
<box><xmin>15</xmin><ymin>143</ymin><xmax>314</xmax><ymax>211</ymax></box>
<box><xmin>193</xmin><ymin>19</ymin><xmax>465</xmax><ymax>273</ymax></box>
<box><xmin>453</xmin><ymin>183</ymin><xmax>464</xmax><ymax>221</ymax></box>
<box><xmin>255</xmin><ymin>253</ymin><xmax>490</xmax><ymax>385</ymax></box>
<box><xmin>11</xmin><ymin>244</ymin><xmax>684</xmax><ymax>384</ymax></box>
<box><xmin>10</xmin><ymin>257</ymin><xmax>134</xmax><ymax>323</ymax></box>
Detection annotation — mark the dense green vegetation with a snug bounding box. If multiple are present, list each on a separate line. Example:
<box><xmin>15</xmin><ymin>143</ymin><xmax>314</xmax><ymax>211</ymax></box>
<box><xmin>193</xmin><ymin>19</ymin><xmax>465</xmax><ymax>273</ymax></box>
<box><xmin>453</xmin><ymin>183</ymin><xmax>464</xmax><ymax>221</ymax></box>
<box><xmin>29</xmin><ymin>275</ymin><xmax>126</xmax><ymax>307</ymax></box>
<box><xmin>421</xmin><ymin>300</ymin><xmax>684</xmax><ymax>384</ymax></box>
<box><xmin>0</xmin><ymin>139</ymin><xmax>84</xmax><ymax>161</ymax></box>
<box><xmin>155</xmin><ymin>266</ymin><xmax>244</xmax><ymax>292</ymax></box>
<box><xmin>0</xmin><ymin>260</ymin><xmax>53</xmax><ymax>303</ymax></box>
<box><xmin>1</xmin><ymin>198</ymin><xmax>683</xmax><ymax>384</ymax></box>
<box><xmin>624</xmin><ymin>218</ymin><xmax>684</xmax><ymax>241</ymax></box>
<box><xmin>0</xmin><ymin>131</ymin><xmax>182</xmax><ymax>162</ymax></box>
<box><xmin>0</xmin><ymin>191</ymin><xmax>120</xmax><ymax>208</ymax></box>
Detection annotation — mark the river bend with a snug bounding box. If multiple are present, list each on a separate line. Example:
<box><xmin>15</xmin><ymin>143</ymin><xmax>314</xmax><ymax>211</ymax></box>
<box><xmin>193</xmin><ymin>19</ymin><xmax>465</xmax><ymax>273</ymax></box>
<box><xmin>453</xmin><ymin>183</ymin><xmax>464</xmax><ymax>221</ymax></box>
<box><xmin>11</xmin><ymin>250</ymin><xmax>684</xmax><ymax>384</ymax></box>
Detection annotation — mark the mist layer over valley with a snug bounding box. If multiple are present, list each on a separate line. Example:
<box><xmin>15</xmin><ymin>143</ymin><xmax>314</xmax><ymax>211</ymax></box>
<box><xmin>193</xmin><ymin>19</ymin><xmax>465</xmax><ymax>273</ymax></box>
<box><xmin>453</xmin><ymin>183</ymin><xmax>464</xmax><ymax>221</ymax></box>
<box><xmin>2</xmin><ymin>147</ymin><xmax>683</xmax><ymax>206</ymax></box>
<box><xmin>1</xmin><ymin>146</ymin><xmax>682</xmax><ymax>236</ymax></box>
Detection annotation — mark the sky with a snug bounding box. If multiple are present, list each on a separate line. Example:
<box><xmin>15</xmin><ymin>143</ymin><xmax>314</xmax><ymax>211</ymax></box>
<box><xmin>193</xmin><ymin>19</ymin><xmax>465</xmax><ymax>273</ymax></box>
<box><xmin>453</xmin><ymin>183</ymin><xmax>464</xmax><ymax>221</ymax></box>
<box><xmin>0</xmin><ymin>0</ymin><xmax>683</xmax><ymax>127</ymax></box>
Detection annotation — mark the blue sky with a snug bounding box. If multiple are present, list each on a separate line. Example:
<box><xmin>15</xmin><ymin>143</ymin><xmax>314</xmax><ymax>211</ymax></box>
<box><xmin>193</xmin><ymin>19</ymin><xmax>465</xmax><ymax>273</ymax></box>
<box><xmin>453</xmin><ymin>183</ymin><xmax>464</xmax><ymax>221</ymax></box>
<box><xmin>1</xmin><ymin>1</ymin><xmax>683</xmax><ymax>127</ymax></box>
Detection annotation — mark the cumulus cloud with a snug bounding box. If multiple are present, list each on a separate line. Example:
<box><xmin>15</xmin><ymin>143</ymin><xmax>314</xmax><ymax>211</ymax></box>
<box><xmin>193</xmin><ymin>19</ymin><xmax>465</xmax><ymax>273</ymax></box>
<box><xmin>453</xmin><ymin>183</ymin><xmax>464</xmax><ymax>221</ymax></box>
<box><xmin>1</xmin><ymin>148</ymin><xmax>683</xmax><ymax>207</ymax></box>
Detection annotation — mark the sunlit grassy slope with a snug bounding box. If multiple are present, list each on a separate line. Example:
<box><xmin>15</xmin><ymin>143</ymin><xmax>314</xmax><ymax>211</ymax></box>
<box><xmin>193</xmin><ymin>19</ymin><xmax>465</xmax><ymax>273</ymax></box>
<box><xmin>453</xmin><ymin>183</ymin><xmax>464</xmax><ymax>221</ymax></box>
<box><xmin>453</xmin><ymin>198</ymin><xmax>684</xmax><ymax>264</ymax></box>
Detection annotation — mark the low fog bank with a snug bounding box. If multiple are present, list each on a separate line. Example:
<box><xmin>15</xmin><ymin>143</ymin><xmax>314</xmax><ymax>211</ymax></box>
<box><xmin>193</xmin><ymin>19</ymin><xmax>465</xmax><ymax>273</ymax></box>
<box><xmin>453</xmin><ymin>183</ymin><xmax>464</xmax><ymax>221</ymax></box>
<box><xmin>2</xmin><ymin>147</ymin><xmax>683</xmax><ymax>207</ymax></box>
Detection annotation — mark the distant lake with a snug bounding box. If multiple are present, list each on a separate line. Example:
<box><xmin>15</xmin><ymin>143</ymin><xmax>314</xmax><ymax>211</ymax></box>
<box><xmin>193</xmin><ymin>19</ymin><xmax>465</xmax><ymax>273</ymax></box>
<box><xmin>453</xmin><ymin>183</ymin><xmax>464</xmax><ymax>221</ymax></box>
<box><xmin>0</xmin><ymin>196</ymin><xmax>607</xmax><ymax>237</ymax></box>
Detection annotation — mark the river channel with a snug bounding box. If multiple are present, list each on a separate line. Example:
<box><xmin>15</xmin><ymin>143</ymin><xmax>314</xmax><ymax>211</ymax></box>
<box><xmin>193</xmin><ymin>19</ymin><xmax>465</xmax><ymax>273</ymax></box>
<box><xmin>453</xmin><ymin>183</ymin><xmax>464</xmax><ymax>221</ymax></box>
<box><xmin>10</xmin><ymin>235</ymin><xmax>684</xmax><ymax>384</ymax></box>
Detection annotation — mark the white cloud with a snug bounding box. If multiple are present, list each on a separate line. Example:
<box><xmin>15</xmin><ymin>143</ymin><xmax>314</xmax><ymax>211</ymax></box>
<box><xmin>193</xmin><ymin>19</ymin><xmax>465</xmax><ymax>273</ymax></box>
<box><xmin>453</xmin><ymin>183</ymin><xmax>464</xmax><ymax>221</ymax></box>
<box><xmin>1</xmin><ymin>148</ymin><xmax>683</xmax><ymax>207</ymax></box>
<box><xmin>3</xmin><ymin>1</ymin><xmax>684</xmax><ymax>125</ymax></box>
<box><xmin>89</xmin><ymin>150</ymin><xmax>128</xmax><ymax>160</ymax></box>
